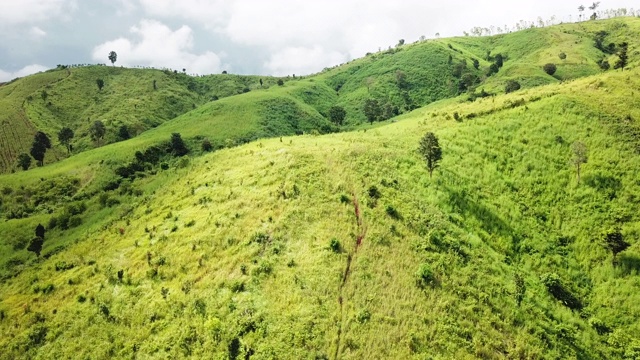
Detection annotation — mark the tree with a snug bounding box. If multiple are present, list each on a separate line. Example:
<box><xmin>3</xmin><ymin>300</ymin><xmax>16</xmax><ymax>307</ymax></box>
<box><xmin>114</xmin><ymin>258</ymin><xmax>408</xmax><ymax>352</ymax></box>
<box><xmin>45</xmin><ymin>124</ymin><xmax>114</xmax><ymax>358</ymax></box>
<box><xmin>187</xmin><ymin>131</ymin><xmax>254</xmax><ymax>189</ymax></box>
<box><xmin>259</xmin><ymin>78</ymin><xmax>263</xmax><ymax>87</ymax></box>
<box><xmin>30</xmin><ymin>131</ymin><xmax>51</xmax><ymax>166</ymax></box>
<box><xmin>487</xmin><ymin>63</ymin><xmax>500</xmax><ymax>76</ymax></box>
<box><xmin>395</xmin><ymin>70</ymin><xmax>408</xmax><ymax>90</ymax></box>
<box><xmin>571</xmin><ymin>141</ymin><xmax>588</xmax><ymax>183</ymax></box>
<box><xmin>108</xmin><ymin>51</ymin><xmax>117</xmax><ymax>66</ymax></box>
<box><xmin>27</xmin><ymin>237</ymin><xmax>44</xmax><ymax>257</ymax></box>
<box><xmin>90</xmin><ymin>120</ymin><xmax>106</xmax><ymax>141</ymax></box>
<box><xmin>277</xmin><ymin>79</ymin><xmax>284</xmax><ymax>86</ymax></box>
<box><xmin>118</xmin><ymin>125</ymin><xmax>130</xmax><ymax>141</ymax></box>
<box><xmin>41</xmin><ymin>90</ymin><xmax>48</xmax><ymax>102</ymax></box>
<box><xmin>170</xmin><ymin>133</ymin><xmax>189</xmax><ymax>156</ymax></box>
<box><xmin>559</xmin><ymin>52</ymin><xmax>567</xmax><ymax>60</ymax></box>
<box><xmin>35</xmin><ymin>224</ymin><xmax>45</xmax><ymax>239</ymax></box>
<box><xmin>396</xmin><ymin>39</ymin><xmax>405</xmax><ymax>47</ymax></box>
<box><xmin>543</xmin><ymin>63</ymin><xmax>557</xmax><ymax>75</ymax></box>
<box><xmin>505</xmin><ymin>80</ymin><xmax>521</xmax><ymax>93</ymax></box>
<box><xmin>472</xmin><ymin>58</ymin><xmax>480</xmax><ymax>70</ymax></box>
<box><xmin>96</xmin><ymin>78</ymin><xmax>104</xmax><ymax>91</ymax></box>
<box><xmin>17</xmin><ymin>153</ymin><xmax>32</xmax><ymax>170</ymax></box>
<box><xmin>614</xmin><ymin>42</ymin><xmax>628</xmax><ymax>71</ymax></box>
<box><xmin>419</xmin><ymin>132</ymin><xmax>442</xmax><ymax>178</ymax></box>
<box><xmin>604</xmin><ymin>229</ymin><xmax>629</xmax><ymax>258</ymax></box>
<box><xmin>202</xmin><ymin>138</ymin><xmax>213</xmax><ymax>152</ymax></box>
<box><xmin>578</xmin><ymin>5</ymin><xmax>585</xmax><ymax>21</ymax></box>
<box><xmin>58</xmin><ymin>127</ymin><xmax>74</xmax><ymax>153</ymax></box>
<box><xmin>495</xmin><ymin>54</ymin><xmax>504</xmax><ymax>68</ymax></box>
<box><xmin>363</xmin><ymin>99</ymin><xmax>381</xmax><ymax>124</ymax></box>
<box><xmin>328</xmin><ymin>106</ymin><xmax>346</xmax><ymax>126</ymax></box>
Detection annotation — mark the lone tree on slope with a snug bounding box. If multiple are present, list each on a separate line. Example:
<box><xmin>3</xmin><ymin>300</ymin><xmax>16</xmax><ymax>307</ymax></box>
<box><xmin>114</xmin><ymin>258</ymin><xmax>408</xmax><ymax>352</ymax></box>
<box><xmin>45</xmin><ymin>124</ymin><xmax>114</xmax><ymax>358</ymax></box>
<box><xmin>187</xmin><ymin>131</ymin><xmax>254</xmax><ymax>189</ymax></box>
<box><xmin>27</xmin><ymin>236</ymin><xmax>44</xmax><ymax>257</ymax></box>
<box><xmin>419</xmin><ymin>132</ymin><xmax>443</xmax><ymax>178</ymax></box>
<box><xmin>96</xmin><ymin>78</ymin><xmax>105</xmax><ymax>91</ymax></box>
<box><xmin>363</xmin><ymin>99</ymin><xmax>381</xmax><ymax>124</ymax></box>
<box><xmin>108</xmin><ymin>51</ymin><xmax>117</xmax><ymax>66</ymax></box>
<box><xmin>614</xmin><ymin>42</ymin><xmax>628</xmax><ymax>71</ymax></box>
<box><xmin>30</xmin><ymin>131</ymin><xmax>52</xmax><ymax>166</ymax></box>
<box><xmin>604</xmin><ymin>229</ymin><xmax>629</xmax><ymax>259</ymax></box>
<box><xmin>35</xmin><ymin>224</ymin><xmax>45</xmax><ymax>239</ymax></box>
<box><xmin>58</xmin><ymin>127</ymin><xmax>74</xmax><ymax>153</ymax></box>
<box><xmin>571</xmin><ymin>141</ymin><xmax>588</xmax><ymax>183</ymax></box>
<box><xmin>170</xmin><ymin>133</ymin><xmax>189</xmax><ymax>156</ymax></box>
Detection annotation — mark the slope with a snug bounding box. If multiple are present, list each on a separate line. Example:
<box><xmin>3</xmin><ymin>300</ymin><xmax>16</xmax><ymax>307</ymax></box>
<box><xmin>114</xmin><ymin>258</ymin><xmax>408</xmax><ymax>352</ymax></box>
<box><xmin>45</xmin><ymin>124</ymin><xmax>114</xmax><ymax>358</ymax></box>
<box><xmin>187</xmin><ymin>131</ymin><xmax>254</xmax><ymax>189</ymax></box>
<box><xmin>0</xmin><ymin>65</ymin><xmax>279</xmax><ymax>172</ymax></box>
<box><xmin>1</xmin><ymin>62</ymin><xmax>640</xmax><ymax>359</ymax></box>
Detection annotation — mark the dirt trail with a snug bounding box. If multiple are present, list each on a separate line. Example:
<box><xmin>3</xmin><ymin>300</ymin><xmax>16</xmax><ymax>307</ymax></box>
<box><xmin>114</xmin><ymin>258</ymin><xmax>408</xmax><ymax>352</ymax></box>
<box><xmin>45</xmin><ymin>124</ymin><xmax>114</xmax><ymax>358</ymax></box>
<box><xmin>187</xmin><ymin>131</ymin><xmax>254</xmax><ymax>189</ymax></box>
<box><xmin>334</xmin><ymin>191</ymin><xmax>366</xmax><ymax>360</ymax></box>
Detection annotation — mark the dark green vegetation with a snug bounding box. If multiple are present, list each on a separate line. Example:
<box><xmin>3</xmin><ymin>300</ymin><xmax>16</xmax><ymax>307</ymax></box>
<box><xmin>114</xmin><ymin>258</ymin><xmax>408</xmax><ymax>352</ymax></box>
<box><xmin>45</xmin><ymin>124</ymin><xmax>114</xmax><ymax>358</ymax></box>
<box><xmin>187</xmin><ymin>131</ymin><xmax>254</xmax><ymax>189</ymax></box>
<box><xmin>0</xmin><ymin>16</ymin><xmax>640</xmax><ymax>359</ymax></box>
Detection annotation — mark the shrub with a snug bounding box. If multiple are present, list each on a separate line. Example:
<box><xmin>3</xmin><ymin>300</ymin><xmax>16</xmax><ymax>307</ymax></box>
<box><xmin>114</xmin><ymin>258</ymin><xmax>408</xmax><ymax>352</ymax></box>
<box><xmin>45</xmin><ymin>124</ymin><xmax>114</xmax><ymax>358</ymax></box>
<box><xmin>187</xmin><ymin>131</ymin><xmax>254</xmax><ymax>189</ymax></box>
<box><xmin>329</xmin><ymin>238</ymin><xmax>342</xmax><ymax>253</ymax></box>
<box><xmin>540</xmin><ymin>273</ymin><xmax>582</xmax><ymax>310</ymax></box>
<box><xmin>543</xmin><ymin>63</ymin><xmax>557</xmax><ymax>76</ymax></box>
<box><xmin>558</xmin><ymin>52</ymin><xmax>567</xmax><ymax>60</ymax></box>
<box><xmin>416</xmin><ymin>263</ymin><xmax>435</xmax><ymax>288</ymax></box>
<box><xmin>202</xmin><ymin>139</ymin><xmax>212</xmax><ymax>152</ymax></box>
<box><xmin>386</xmin><ymin>205</ymin><xmax>401</xmax><ymax>219</ymax></box>
<box><xmin>505</xmin><ymin>80</ymin><xmax>521</xmax><ymax>93</ymax></box>
<box><xmin>277</xmin><ymin>79</ymin><xmax>284</xmax><ymax>86</ymax></box>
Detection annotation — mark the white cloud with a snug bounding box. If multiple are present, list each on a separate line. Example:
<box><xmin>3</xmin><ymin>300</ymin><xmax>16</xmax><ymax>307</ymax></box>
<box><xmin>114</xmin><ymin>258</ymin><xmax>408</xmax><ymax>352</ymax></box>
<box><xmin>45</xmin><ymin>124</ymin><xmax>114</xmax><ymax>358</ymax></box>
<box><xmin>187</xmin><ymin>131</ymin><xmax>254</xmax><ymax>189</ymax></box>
<box><xmin>30</xmin><ymin>26</ymin><xmax>47</xmax><ymax>38</ymax></box>
<box><xmin>265</xmin><ymin>46</ymin><xmax>347</xmax><ymax>76</ymax></box>
<box><xmin>91</xmin><ymin>19</ymin><xmax>223</xmax><ymax>75</ymax></box>
<box><xmin>0</xmin><ymin>0</ymin><xmax>75</xmax><ymax>25</ymax></box>
<box><xmin>0</xmin><ymin>64</ymin><xmax>49</xmax><ymax>82</ymax></box>
<box><xmin>138</xmin><ymin>0</ymin><xmax>231</xmax><ymax>28</ymax></box>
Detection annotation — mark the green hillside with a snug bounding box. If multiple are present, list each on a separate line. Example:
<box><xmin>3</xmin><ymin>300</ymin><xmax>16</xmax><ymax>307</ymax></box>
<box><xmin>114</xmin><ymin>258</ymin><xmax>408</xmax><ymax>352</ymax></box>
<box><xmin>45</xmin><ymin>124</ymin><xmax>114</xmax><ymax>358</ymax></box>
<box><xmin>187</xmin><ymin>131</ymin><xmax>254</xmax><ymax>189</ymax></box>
<box><xmin>0</xmin><ymin>66</ymin><xmax>279</xmax><ymax>172</ymax></box>
<box><xmin>1</xmin><ymin>17</ymin><xmax>640</xmax><ymax>359</ymax></box>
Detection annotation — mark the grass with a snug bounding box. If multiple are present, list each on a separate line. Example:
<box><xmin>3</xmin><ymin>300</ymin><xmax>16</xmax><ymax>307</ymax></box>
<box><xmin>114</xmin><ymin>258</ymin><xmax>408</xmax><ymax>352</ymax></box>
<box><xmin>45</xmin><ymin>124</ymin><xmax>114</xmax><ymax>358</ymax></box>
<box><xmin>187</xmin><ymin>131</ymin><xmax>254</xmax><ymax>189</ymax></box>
<box><xmin>1</xmin><ymin>16</ymin><xmax>640</xmax><ymax>359</ymax></box>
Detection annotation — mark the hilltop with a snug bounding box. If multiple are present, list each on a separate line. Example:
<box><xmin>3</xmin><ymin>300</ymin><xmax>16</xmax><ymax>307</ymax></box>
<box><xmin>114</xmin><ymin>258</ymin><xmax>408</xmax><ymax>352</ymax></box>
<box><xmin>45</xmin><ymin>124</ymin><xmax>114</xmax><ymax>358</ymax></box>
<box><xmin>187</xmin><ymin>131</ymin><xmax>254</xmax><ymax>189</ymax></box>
<box><xmin>0</xmin><ymin>16</ymin><xmax>639</xmax><ymax>359</ymax></box>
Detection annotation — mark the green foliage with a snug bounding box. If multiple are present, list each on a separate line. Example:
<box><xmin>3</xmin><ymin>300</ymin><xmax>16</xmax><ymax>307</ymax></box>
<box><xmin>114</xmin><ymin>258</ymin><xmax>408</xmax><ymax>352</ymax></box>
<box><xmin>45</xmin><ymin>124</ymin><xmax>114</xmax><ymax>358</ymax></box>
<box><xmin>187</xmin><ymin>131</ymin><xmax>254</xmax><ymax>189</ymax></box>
<box><xmin>543</xmin><ymin>63</ymin><xmax>557</xmax><ymax>76</ymax></box>
<box><xmin>571</xmin><ymin>141</ymin><xmax>588</xmax><ymax>183</ymax></box>
<box><xmin>328</xmin><ymin>105</ymin><xmax>346</xmax><ymax>125</ymax></box>
<box><xmin>170</xmin><ymin>133</ymin><xmax>189</xmax><ymax>156</ymax></box>
<box><xmin>329</xmin><ymin>238</ymin><xmax>341</xmax><ymax>253</ymax></box>
<box><xmin>89</xmin><ymin>120</ymin><xmax>106</xmax><ymax>141</ymax></box>
<box><xmin>540</xmin><ymin>273</ymin><xmax>582</xmax><ymax>310</ymax></box>
<box><xmin>419</xmin><ymin>132</ymin><xmax>442</xmax><ymax>178</ymax></box>
<box><xmin>27</xmin><ymin>237</ymin><xmax>44</xmax><ymax>257</ymax></box>
<box><xmin>201</xmin><ymin>138</ymin><xmax>213</xmax><ymax>152</ymax></box>
<box><xmin>117</xmin><ymin>125</ymin><xmax>130</xmax><ymax>141</ymax></box>
<box><xmin>604</xmin><ymin>230</ymin><xmax>630</xmax><ymax>257</ymax></box>
<box><xmin>57</xmin><ymin>127</ymin><xmax>74</xmax><ymax>153</ymax></box>
<box><xmin>415</xmin><ymin>263</ymin><xmax>435</xmax><ymax>288</ymax></box>
<box><xmin>505</xmin><ymin>80</ymin><xmax>521</xmax><ymax>93</ymax></box>
<box><xmin>108</xmin><ymin>51</ymin><xmax>117</xmax><ymax>65</ymax></box>
<box><xmin>363</xmin><ymin>99</ymin><xmax>381</xmax><ymax>124</ymax></box>
<box><xmin>30</xmin><ymin>131</ymin><xmax>51</xmax><ymax>166</ymax></box>
<box><xmin>559</xmin><ymin>52</ymin><xmax>567</xmax><ymax>60</ymax></box>
<box><xmin>96</xmin><ymin>78</ymin><xmax>104</xmax><ymax>91</ymax></box>
<box><xmin>614</xmin><ymin>42</ymin><xmax>629</xmax><ymax>70</ymax></box>
<box><xmin>17</xmin><ymin>153</ymin><xmax>31</xmax><ymax>170</ymax></box>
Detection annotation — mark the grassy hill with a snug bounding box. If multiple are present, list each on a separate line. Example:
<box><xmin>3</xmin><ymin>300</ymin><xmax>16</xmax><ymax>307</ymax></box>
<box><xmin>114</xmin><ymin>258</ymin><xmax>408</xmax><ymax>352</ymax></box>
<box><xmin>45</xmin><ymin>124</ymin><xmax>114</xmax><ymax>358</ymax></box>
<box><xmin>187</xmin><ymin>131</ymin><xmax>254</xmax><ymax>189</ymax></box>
<box><xmin>1</xmin><ymin>17</ymin><xmax>640</xmax><ymax>359</ymax></box>
<box><xmin>0</xmin><ymin>66</ymin><xmax>279</xmax><ymax>172</ymax></box>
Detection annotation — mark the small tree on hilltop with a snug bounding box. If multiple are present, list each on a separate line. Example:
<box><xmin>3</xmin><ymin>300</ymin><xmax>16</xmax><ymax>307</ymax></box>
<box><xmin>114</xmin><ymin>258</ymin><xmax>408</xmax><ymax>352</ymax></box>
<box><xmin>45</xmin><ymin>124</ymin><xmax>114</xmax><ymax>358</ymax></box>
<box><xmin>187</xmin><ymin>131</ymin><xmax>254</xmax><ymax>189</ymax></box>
<box><xmin>614</xmin><ymin>42</ymin><xmax>628</xmax><ymax>71</ymax></box>
<box><xmin>30</xmin><ymin>131</ymin><xmax>52</xmax><ymax>166</ymax></box>
<box><xmin>58</xmin><ymin>127</ymin><xmax>74</xmax><ymax>153</ymax></box>
<box><xmin>96</xmin><ymin>79</ymin><xmax>105</xmax><ymax>91</ymax></box>
<box><xmin>17</xmin><ymin>153</ymin><xmax>32</xmax><ymax>170</ymax></box>
<box><xmin>419</xmin><ymin>132</ymin><xmax>442</xmax><ymax>178</ymax></box>
<box><xmin>543</xmin><ymin>63</ymin><xmax>557</xmax><ymax>76</ymax></box>
<box><xmin>171</xmin><ymin>133</ymin><xmax>189</xmax><ymax>156</ymax></box>
<box><xmin>572</xmin><ymin>141</ymin><xmax>588</xmax><ymax>183</ymax></box>
<box><xmin>108</xmin><ymin>51</ymin><xmax>117</xmax><ymax>66</ymax></box>
<box><xmin>328</xmin><ymin>106</ymin><xmax>346</xmax><ymax>126</ymax></box>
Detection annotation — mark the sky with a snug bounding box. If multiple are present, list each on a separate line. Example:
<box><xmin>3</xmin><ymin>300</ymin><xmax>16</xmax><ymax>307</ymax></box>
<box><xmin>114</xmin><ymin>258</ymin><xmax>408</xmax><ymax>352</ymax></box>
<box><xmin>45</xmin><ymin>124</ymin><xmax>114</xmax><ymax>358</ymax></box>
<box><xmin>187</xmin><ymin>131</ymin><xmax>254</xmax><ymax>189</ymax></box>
<box><xmin>0</xmin><ymin>0</ymin><xmax>637</xmax><ymax>81</ymax></box>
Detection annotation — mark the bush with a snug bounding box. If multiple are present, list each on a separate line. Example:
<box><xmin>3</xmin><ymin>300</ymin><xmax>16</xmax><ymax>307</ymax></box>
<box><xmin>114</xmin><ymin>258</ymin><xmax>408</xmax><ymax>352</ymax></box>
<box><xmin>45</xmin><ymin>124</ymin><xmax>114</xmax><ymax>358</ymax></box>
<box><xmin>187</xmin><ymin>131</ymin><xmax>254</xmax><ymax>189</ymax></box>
<box><xmin>540</xmin><ymin>273</ymin><xmax>582</xmax><ymax>310</ymax></box>
<box><xmin>202</xmin><ymin>139</ymin><xmax>213</xmax><ymax>152</ymax></box>
<box><xmin>505</xmin><ymin>80</ymin><xmax>521</xmax><ymax>94</ymax></box>
<box><xmin>558</xmin><ymin>52</ymin><xmax>567</xmax><ymax>60</ymax></box>
<box><xmin>386</xmin><ymin>205</ymin><xmax>401</xmax><ymax>219</ymax></box>
<box><xmin>543</xmin><ymin>63</ymin><xmax>557</xmax><ymax>76</ymax></box>
<box><xmin>277</xmin><ymin>79</ymin><xmax>284</xmax><ymax>86</ymax></box>
<box><xmin>416</xmin><ymin>263</ymin><xmax>435</xmax><ymax>288</ymax></box>
<box><xmin>329</xmin><ymin>238</ymin><xmax>342</xmax><ymax>253</ymax></box>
